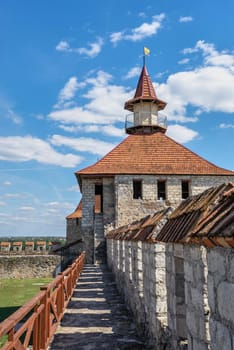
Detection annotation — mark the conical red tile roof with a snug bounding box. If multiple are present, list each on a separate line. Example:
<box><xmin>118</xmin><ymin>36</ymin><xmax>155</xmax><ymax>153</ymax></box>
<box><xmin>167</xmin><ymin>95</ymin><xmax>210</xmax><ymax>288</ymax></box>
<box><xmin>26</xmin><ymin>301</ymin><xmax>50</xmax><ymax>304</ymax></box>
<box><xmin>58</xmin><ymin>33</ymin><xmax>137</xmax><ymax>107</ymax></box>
<box><xmin>124</xmin><ymin>65</ymin><xmax>166</xmax><ymax>111</ymax></box>
<box><xmin>76</xmin><ymin>132</ymin><xmax>234</xmax><ymax>177</ymax></box>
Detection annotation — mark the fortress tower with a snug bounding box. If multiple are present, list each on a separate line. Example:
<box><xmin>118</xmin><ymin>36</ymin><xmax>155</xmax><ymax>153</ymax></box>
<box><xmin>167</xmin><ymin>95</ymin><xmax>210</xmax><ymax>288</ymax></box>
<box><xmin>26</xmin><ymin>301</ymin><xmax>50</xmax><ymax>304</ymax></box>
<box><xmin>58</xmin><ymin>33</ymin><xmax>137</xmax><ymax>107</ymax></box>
<box><xmin>67</xmin><ymin>64</ymin><xmax>234</xmax><ymax>263</ymax></box>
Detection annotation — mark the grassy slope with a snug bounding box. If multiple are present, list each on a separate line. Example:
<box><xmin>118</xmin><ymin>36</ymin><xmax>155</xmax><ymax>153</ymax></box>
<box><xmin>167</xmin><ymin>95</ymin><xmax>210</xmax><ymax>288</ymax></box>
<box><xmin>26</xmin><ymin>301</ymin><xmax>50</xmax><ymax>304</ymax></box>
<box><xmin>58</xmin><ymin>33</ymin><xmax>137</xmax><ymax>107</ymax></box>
<box><xmin>0</xmin><ymin>278</ymin><xmax>52</xmax><ymax>322</ymax></box>
<box><xmin>0</xmin><ymin>278</ymin><xmax>52</xmax><ymax>346</ymax></box>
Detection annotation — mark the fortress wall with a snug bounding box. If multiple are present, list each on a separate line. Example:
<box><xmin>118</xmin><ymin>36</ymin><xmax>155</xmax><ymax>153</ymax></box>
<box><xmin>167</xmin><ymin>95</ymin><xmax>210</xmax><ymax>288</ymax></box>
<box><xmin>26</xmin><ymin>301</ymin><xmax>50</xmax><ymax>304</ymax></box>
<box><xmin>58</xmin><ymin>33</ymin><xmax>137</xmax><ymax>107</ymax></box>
<box><xmin>0</xmin><ymin>255</ymin><xmax>61</xmax><ymax>279</ymax></box>
<box><xmin>107</xmin><ymin>238</ymin><xmax>234</xmax><ymax>350</ymax></box>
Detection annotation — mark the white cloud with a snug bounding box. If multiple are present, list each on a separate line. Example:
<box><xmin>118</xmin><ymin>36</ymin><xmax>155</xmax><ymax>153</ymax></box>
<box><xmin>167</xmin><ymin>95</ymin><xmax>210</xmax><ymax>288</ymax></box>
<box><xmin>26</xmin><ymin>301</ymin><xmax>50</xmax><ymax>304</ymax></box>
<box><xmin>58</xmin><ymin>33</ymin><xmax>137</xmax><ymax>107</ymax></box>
<box><xmin>56</xmin><ymin>40</ymin><xmax>71</xmax><ymax>52</ymax></box>
<box><xmin>51</xmin><ymin>41</ymin><xmax>234</xmax><ymax>136</ymax></box>
<box><xmin>158</xmin><ymin>41</ymin><xmax>234</xmax><ymax>121</ymax></box>
<box><xmin>178</xmin><ymin>58</ymin><xmax>190</xmax><ymax>65</ymax></box>
<box><xmin>55</xmin><ymin>37</ymin><xmax>103</xmax><ymax>58</ymax></box>
<box><xmin>179</xmin><ymin>16</ymin><xmax>193</xmax><ymax>23</ymax></box>
<box><xmin>138</xmin><ymin>12</ymin><xmax>147</xmax><ymax>18</ymax></box>
<box><xmin>19</xmin><ymin>206</ymin><xmax>35</xmax><ymax>211</ymax></box>
<box><xmin>0</xmin><ymin>201</ymin><xmax>6</xmax><ymax>206</ymax></box>
<box><xmin>160</xmin><ymin>66</ymin><xmax>234</xmax><ymax>115</ymax></box>
<box><xmin>49</xmin><ymin>70</ymin><xmax>130</xmax><ymax>126</ymax></box>
<box><xmin>55</xmin><ymin>77</ymin><xmax>79</xmax><ymax>108</ymax></box>
<box><xmin>167</xmin><ymin>124</ymin><xmax>198</xmax><ymax>143</ymax></box>
<box><xmin>0</xmin><ymin>136</ymin><xmax>82</xmax><ymax>167</ymax></box>
<box><xmin>35</xmin><ymin>114</ymin><xmax>45</xmax><ymax>120</ymax></box>
<box><xmin>46</xmin><ymin>201</ymin><xmax>73</xmax><ymax>209</ymax></box>
<box><xmin>183</xmin><ymin>40</ymin><xmax>234</xmax><ymax>67</ymax></box>
<box><xmin>59</xmin><ymin>123</ymin><xmax>124</xmax><ymax>137</ymax></box>
<box><xmin>0</xmin><ymin>96</ymin><xmax>23</xmax><ymax>124</ymax></box>
<box><xmin>50</xmin><ymin>134</ymin><xmax>116</xmax><ymax>156</ymax></box>
<box><xmin>77</xmin><ymin>37</ymin><xmax>103</xmax><ymax>58</ymax></box>
<box><xmin>219</xmin><ymin>123</ymin><xmax>234</xmax><ymax>129</ymax></box>
<box><xmin>3</xmin><ymin>181</ymin><xmax>11</xmax><ymax>186</ymax></box>
<box><xmin>110</xmin><ymin>13</ymin><xmax>165</xmax><ymax>43</ymax></box>
<box><xmin>109</xmin><ymin>32</ymin><xmax>123</xmax><ymax>44</ymax></box>
<box><xmin>4</xmin><ymin>193</ymin><xmax>26</xmax><ymax>199</ymax></box>
<box><xmin>67</xmin><ymin>185</ymin><xmax>79</xmax><ymax>192</ymax></box>
<box><xmin>125</xmin><ymin>66</ymin><xmax>141</xmax><ymax>79</ymax></box>
<box><xmin>102</xmin><ymin>125</ymin><xmax>125</xmax><ymax>137</ymax></box>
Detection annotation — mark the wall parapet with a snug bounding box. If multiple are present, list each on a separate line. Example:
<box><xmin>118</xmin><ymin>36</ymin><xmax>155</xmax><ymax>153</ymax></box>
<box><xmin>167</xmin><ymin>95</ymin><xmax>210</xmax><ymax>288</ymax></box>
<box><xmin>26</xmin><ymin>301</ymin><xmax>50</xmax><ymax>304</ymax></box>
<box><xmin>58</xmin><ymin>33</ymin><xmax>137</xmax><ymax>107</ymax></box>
<box><xmin>107</xmin><ymin>182</ymin><xmax>234</xmax><ymax>349</ymax></box>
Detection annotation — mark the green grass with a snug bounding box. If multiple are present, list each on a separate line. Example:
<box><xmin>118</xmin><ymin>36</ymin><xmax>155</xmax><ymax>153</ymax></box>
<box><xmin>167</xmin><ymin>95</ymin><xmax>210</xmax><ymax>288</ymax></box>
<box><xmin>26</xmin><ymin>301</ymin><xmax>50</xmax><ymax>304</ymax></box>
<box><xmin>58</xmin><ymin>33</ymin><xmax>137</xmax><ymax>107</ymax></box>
<box><xmin>0</xmin><ymin>277</ymin><xmax>52</xmax><ymax>346</ymax></box>
<box><xmin>0</xmin><ymin>277</ymin><xmax>52</xmax><ymax>322</ymax></box>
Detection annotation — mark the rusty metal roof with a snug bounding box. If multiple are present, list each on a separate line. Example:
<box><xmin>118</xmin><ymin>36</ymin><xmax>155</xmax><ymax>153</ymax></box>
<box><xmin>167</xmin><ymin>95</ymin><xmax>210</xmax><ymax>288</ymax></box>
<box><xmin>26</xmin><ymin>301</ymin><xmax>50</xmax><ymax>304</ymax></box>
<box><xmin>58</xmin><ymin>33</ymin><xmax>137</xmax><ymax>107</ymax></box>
<box><xmin>156</xmin><ymin>182</ymin><xmax>234</xmax><ymax>247</ymax></box>
<box><xmin>106</xmin><ymin>208</ymin><xmax>172</xmax><ymax>242</ymax></box>
<box><xmin>106</xmin><ymin>183</ymin><xmax>234</xmax><ymax>248</ymax></box>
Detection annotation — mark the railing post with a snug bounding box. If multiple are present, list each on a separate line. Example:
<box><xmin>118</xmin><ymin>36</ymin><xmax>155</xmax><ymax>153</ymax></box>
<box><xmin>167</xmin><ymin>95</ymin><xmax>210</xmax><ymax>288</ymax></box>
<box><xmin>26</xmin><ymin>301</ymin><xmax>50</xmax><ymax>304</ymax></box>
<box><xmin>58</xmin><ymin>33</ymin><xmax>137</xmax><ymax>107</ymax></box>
<box><xmin>39</xmin><ymin>287</ymin><xmax>49</xmax><ymax>349</ymax></box>
<box><xmin>57</xmin><ymin>273</ymin><xmax>64</xmax><ymax>318</ymax></box>
<box><xmin>33</xmin><ymin>304</ymin><xmax>39</xmax><ymax>350</ymax></box>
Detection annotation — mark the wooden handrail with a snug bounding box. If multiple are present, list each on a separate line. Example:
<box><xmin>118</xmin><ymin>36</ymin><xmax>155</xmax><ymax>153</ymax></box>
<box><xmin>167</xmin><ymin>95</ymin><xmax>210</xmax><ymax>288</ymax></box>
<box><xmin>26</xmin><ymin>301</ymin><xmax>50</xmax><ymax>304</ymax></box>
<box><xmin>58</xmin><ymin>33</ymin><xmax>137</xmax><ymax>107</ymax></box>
<box><xmin>0</xmin><ymin>251</ymin><xmax>86</xmax><ymax>350</ymax></box>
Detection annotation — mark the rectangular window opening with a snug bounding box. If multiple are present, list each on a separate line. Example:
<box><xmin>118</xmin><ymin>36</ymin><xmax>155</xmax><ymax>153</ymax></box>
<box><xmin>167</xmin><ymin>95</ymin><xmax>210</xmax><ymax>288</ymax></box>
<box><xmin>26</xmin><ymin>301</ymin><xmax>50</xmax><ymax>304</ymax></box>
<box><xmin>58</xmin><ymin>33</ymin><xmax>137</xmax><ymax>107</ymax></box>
<box><xmin>157</xmin><ymin>180</ymin><xmax>166</xmax><ymax>200</ymax></box>
<box><xmin>181</xmin><ymin>180</ymin><xmax>190</xmax><ymax>199</ymax></box>
<box><xmin>95</xmin><ymin>184</ymin><xmax>103</xmax><ymax>213</ymax></box>
<box><xmin>133</xmin><ymin>180</ymin><xmax>142</xmax><ymax>199</ymax></box>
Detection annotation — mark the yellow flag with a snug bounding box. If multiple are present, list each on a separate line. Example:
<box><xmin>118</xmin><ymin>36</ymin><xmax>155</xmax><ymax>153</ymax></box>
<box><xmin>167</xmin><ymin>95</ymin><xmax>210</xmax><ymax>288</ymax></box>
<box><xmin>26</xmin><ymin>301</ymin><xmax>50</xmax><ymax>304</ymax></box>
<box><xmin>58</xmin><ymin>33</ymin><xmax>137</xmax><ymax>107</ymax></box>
<box><xmin>144</xmin><ymin>47</ymin><xmax>150</xmax><ymax>55</ymax></box>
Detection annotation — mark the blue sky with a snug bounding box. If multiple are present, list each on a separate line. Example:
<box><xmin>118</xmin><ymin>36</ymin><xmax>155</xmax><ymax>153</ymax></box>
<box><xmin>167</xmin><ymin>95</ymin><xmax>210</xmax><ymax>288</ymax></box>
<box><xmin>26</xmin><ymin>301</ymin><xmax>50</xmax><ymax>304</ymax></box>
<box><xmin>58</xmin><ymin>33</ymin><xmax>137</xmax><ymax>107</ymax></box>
<box><xmin>0</xmin><ymin>0</ymin><xmax>234</xmax><ymax>237</ymax></box>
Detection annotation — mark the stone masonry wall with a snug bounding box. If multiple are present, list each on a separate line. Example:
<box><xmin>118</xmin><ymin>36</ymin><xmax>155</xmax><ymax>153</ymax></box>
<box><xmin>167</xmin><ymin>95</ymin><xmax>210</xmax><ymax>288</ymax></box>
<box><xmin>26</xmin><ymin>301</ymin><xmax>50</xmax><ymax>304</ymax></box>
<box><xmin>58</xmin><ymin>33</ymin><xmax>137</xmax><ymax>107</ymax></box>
<box><xmin>107</xmin><ymin>238</ymin><xmax>234</xmax><ymax>350</ymax></box>
<box><xmin>81</xmin><ymin>177</ymin><xmax>115</xmax><ymax>263</ymax></box>
<box><xmin>115</xmin><ymin>175</ymin><xmax>234</xmax><ymax>227</ymax></box>
<box><xmin>184</xmin><ymin>245</ymin><xmax>210</xmax><ymax>349</ymax></box>
<box><xmin>207</xmin><ymin>247</ymin><xmax>234</xmax><ymax>350</ymax></box>
<box><xmin>107</xmin><ymin>239</ymin><xmax>169</xmax><ymax>349</ymax></box>
<box><xmin>0</xmin><ymin>255</ymin><xmax>61</xmax><ymax>279</ymax></box>
<box><xmin>66</xmin><ymin>218</ymin><xmax>82</xmax><ymax>244</ymax></box>
<box><xmin>103</xmin><ymin>177</ymin><xmax>115</xmax><ymax>232</ymax></box>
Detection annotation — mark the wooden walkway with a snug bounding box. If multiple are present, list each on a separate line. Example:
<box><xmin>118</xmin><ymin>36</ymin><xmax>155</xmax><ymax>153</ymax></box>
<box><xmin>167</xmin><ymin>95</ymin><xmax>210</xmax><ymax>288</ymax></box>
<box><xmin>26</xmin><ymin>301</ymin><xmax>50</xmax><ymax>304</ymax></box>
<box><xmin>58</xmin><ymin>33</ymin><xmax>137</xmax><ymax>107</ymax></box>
<box><xmin>49</xmin><ymin>265</ymin><xmax>148</xmax><ymax>350</ymax></box>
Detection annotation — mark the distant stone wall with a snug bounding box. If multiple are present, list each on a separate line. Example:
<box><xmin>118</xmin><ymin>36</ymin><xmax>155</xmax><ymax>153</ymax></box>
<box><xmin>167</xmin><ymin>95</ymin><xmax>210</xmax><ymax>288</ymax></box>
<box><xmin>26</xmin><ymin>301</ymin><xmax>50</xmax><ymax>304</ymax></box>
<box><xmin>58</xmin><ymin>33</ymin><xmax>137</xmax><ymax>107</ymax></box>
<box><xmin>107</xmin><ymin>238</ymin><xmax>234</xmax><ymax>350</ymax></box>
<box><xmin>0</xmin><ymin>255</ymin><xmax>61</xmax><ymax>279</ymax></box>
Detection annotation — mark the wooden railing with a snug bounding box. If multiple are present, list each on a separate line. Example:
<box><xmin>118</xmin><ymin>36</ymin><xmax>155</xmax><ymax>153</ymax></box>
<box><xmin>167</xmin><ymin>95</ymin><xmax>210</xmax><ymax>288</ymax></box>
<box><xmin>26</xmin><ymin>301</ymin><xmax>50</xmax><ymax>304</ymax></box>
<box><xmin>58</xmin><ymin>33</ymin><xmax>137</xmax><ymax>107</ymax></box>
<box><xmin>0</xmin><ymin>251</ymin><xmax>86</xmax><ymax>350</ymax></box>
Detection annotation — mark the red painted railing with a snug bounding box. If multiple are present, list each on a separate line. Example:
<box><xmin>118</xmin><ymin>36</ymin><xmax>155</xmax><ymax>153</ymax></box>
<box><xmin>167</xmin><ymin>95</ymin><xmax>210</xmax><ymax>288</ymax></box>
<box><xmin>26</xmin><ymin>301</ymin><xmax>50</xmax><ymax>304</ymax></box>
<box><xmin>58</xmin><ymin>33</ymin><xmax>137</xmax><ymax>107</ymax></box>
<box><xmin>0</xmin><ymin>251</ymin><xmax>86</xmax><ymax>350</ymax></box>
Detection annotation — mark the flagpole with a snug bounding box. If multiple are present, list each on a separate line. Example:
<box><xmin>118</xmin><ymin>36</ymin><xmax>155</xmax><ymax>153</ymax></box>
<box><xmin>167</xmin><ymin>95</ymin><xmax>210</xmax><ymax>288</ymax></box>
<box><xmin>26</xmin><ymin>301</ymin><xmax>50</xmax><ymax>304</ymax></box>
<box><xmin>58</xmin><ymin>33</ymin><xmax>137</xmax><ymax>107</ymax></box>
<box><xmin>143</xmin><ymin>47</ymin><xmax>145</xmax><ymax>66</ymax></box>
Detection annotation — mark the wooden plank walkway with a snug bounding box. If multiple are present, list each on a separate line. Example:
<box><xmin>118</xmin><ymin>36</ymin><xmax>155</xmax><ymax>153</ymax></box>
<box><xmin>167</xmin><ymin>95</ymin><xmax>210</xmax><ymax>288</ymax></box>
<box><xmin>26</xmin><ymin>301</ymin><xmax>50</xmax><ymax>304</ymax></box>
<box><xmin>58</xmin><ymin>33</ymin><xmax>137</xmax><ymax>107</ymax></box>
<box><xmin>49</xmin><ymin>265</ymin><xmax>149</xmax><ymax>350</ymax></box>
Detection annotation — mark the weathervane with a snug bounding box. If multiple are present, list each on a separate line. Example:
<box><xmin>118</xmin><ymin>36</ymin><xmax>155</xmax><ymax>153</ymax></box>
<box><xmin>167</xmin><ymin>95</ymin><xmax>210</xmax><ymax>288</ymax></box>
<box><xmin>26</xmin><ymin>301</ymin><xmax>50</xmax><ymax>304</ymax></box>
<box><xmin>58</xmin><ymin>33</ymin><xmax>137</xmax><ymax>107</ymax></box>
<box><xmin>143</xmin><ymin>47</ymin><xmax>150</xmax><ymax>66</ymax></box>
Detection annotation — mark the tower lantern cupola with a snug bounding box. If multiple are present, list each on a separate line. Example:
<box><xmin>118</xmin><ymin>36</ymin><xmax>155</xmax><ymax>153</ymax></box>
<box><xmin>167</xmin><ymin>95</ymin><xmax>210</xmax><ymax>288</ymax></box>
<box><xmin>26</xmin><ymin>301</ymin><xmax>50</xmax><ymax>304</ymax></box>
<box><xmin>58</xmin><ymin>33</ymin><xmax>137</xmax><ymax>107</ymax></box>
<box><xmin>124</xmin><ymin>65</ymin><xmax>167</xmax><ymax>134</ymax></box>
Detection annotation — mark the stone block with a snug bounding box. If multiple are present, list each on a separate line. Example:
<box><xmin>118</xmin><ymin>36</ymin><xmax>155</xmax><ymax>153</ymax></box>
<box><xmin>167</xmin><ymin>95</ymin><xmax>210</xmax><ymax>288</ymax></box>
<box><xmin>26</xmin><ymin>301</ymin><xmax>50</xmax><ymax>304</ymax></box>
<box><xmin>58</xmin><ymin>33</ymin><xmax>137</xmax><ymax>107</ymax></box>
<box><xmin>154</xmin><ymin>243</ymin><xmax>166</xmax><ymax>253</ymax></box>
<box><xmin>184</xmin><ymin>261</ymin><xmax>194</xmax><ymax>282</ymax></box>
<box><xmin>217</xmin><ymin>281</ymin><xmax>234</xmax><ymax>326</ymax></box>
<box><xmin>210</xmin><ymin>319</ymin><xmax>232</xmax><ymax>350</ymax></box>
<box><xmin>207</xmin><ymin>249</ymin><xmax>226</xmax><ymax>285</ymax></box>
<box><xmin>154</xmin><ymin>252</ymin><xmax>166</xmax><ymax>268</ymax></box>
<box><xmin>174</xmin><ymin>244</ymin><xmax>184</xmax><ymax>258</ymax></box>
<box><xmin>186</xmin><ymin>309</ymin><xmax>200</xmax><ymax>338</ymax></box>
<box><xmin>228</xmin><ymin>252</ymin><xmax>234</xmax><ymax>283</ymax></box>
<box><xmin>192</xmin><ymin>338</ymin><xmax>209</xmax><ymax>350</ymax></box>
<box><xmin>190</xmin><ymin>286</ymin><xmax>204</xmax><ymax>313</ymax></box>
<box><xmin>207</xmin><ymin>274</ymin><xmax>216</xmax><ymax>313</ymax></box>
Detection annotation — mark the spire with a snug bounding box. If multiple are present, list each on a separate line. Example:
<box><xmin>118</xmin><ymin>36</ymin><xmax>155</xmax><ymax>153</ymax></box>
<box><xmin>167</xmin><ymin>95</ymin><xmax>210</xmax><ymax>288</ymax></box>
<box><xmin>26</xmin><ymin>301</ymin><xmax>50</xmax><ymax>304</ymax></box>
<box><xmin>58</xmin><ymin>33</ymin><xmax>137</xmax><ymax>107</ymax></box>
<box><xmin>124</xmin><ymin>64</ymin><xmax>167</xmax><ymax>135</ymax></box>
<box><xmin>124</xmin><ymin>65</ymin><xmax>167</xmax><ymax>112</ymax></box>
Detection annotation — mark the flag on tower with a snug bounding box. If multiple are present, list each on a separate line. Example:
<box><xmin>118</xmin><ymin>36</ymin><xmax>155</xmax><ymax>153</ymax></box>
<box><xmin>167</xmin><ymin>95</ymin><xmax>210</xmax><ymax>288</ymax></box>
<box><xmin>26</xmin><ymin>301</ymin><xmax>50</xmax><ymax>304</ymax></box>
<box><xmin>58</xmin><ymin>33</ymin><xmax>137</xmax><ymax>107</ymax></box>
<box><xmin>144</xmin><ymin>47</ymin><xmax>150</xmax><ymax>55</ymax></box>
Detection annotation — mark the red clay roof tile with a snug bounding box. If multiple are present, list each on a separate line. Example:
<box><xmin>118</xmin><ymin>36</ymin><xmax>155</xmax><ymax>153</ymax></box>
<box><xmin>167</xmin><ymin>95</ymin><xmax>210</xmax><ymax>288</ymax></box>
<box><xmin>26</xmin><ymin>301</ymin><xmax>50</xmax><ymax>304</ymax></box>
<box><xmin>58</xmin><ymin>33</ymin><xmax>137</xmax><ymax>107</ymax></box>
<box><xmin>76</xmin><ymin>132</ymin><xmax>234</xmax><ymax>177</ymax></box>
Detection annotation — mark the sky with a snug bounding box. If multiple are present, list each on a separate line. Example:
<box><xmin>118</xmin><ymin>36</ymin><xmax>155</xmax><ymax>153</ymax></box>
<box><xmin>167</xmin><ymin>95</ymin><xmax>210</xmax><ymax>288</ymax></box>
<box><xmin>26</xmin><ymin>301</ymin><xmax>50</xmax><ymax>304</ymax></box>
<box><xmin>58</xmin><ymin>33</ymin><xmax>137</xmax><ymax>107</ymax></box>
<box><xmin>0</xmin><ymin>0</ymin><xmax>234</xmax><ymax>237</ymax></box>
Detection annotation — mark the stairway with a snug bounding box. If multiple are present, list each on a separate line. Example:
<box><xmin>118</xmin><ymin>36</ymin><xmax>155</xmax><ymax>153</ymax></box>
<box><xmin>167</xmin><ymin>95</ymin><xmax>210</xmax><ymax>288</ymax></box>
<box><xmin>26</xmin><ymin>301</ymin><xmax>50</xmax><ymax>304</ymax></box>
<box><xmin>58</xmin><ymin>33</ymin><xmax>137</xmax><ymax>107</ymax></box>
<box><xmin>94</xmin><ymin>214</ymin><xmax>106</xmax><ymax>264</ymax></box>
